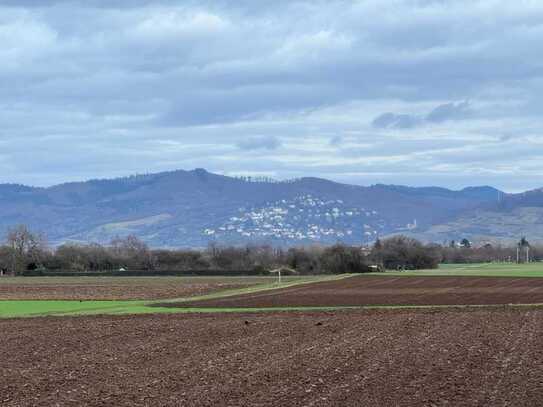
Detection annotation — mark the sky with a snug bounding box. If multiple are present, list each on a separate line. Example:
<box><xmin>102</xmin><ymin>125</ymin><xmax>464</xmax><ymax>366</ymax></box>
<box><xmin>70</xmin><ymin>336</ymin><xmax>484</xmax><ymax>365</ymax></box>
<box><xmin>1</xmin><ymin>0</ymin><xmax>543</xmax><ymax>191</ymax></box>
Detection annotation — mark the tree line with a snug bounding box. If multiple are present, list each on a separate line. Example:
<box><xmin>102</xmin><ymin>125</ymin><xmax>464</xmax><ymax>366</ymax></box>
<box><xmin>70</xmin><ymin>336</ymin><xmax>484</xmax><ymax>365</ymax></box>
<box><xmin>0</xmin><ymin>225</ymin><xmax>445</xmax><ymax>276</ymax></box>
<box><xmin>440</xmin><ymin>237</ymin><xmax>538</xmax><ymax>264</ymax></box>
<box><xmin>1</xmin><ymin>225</ymin><xmax>539</xmax><ymax>276</ymax></box>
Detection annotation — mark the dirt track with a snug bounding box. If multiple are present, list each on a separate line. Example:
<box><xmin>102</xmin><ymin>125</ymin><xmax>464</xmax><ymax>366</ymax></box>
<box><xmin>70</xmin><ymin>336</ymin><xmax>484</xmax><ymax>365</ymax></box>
<box><xmin>175</xmin><ymin>276</ymin><xmax>543</xmax><ymax>308</ymax></box>
<box><xmin>2</xmin><ymin>308</ymin><xmax>543</xmax><ymax>406</ymax></box>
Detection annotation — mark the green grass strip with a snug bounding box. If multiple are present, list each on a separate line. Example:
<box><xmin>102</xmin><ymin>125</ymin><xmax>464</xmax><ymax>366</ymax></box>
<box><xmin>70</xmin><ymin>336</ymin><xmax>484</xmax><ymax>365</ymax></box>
<box><xmin>0</xmin><ymin>300</ymin><xmax>145</xmax><ymax>318</ymax></box>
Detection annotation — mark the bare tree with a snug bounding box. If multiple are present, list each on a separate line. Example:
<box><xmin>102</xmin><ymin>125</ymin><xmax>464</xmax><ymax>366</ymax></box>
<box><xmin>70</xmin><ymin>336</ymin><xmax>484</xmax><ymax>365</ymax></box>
<box><xmin>109</xmin><ymin>235</ymin><xmax>156</xmax><ymax>270</ymax></box>
<box><xmin>6</xmin><ymin>225</ymin><xmax>47</xmax><ymax>274</ymax></box>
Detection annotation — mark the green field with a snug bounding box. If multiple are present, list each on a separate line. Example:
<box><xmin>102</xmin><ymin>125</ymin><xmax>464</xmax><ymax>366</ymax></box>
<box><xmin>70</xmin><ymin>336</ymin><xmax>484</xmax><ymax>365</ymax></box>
<box><xmin>377</xmin><ymin>262</ymin><xmax>543</xmax><ymax>278</ymax></box>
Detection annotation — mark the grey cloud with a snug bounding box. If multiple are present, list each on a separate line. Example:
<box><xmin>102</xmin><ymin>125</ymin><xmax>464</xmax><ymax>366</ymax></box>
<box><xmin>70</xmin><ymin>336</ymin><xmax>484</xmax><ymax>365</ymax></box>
<box><xmin>372</xmin><ymin>101</ymin><xmax>473</xmax><ymax>129</ymax></box>
<box><xmin>426</xmin><ymin>101</ymin><xmax>471</xmax><ymax>123</ymax></box>
<box><xmin>372</xmin><ymin>113</ymin><xmax>422</xmax><ymax>129</ymax></box>
<box><xmin>329</xmin><ymin>136</ymin><xmax>343</xmax><ymax>146</ymax></box>
<box><xmin>236</xmin><ymin>136</ymin><xmax>281</xmax><ymax>151</ymax></box>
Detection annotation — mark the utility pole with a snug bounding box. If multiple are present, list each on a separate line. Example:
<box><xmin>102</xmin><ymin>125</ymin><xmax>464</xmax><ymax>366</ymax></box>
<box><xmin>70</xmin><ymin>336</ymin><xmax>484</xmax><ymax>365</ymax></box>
<box><xmin>526</xmin><ymin>246</ymin><xmax>530</xmax><ymax>263</ymax></box>
<box><xmin>516</xmin><ymin>245</ymin><xmax>520</xmax><ymax>264</ymax></box>
<box><xmin>11</xmin><ymin>249</ymin><xmax>15</xmax><ymax>275</ymax></box>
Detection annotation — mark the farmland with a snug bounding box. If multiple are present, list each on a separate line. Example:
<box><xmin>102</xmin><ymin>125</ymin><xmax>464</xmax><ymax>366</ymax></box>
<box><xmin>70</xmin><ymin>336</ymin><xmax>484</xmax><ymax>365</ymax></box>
<box><xmin>172</xmin><ymin>275</ymin><xmax>543</xmax><ymax>308</ymax></box>
<box><xmin>4</xmin><ymin>264</ymin><xmax>543</xmax><ymax>406</ymax></box>
<box><xmin>3</xmin><ymin>308</ymin><xmax>543</xmax><ymax>406</ymax></box>
<box><xmin>0</xmin><ymin>275</ymin><xmax>343</xmax><ymax>318</ymax></box>
<box><xmin>0</xmin><ymin>275</ymin><xmax>296</xmax><ymax>301</ymax></box>
<box><xmin>379</xmin><ymin>262</ymin><xmax>543</xmax><ymax>278</ymax></box>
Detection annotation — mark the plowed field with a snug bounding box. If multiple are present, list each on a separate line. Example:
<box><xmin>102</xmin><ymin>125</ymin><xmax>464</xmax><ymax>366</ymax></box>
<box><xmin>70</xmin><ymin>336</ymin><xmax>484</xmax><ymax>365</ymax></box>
<box><xmin>174</xmin><ymin>276</ymin><xmax>543</xmax><ymax>308</ymax></box>
<box><xmin>0</xmin><ymin>277</ymin><xmax>266</xmax><ymax>300</ymax></box>
<box><xmin>2</xmin><ymin>308</ymin><xmax>543</xmax><ymax>406</ymax></box>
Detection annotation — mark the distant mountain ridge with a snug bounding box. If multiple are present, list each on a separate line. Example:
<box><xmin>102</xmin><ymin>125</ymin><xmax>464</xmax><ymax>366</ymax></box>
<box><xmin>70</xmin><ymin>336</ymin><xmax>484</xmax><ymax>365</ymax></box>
<box><xmin>0</xmin><ymin>168</ymin><xmax>541</xmax><ymax>247</ymax></box>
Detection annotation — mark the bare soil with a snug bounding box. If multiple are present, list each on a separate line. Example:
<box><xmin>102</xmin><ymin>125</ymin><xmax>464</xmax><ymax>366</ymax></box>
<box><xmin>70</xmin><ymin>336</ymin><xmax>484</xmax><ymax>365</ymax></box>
<box><xmin>2</xmin><ymin>308</ymin><xmax>543</xmax><ymax>406</ymax></box>
<box><xmin>0</xmin><ymin>277</ymin><xmax>257</xmax><ymax>300</ymax></box>
<box><xmin>175</xmin><ymin>276</ymin><xmax>543</xmax><ymax>308</ymax></box>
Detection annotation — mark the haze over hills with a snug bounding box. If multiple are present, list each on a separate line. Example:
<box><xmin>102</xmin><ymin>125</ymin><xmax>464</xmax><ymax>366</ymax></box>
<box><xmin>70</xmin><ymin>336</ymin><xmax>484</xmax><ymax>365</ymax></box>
<box><xmin>1</xmin><ymin>168</ymin><xmax>542</xmax><ymax>248</ymax></box>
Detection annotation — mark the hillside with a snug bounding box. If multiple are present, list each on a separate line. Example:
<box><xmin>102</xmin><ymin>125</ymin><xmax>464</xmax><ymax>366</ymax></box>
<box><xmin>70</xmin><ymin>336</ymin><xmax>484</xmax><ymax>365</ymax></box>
<box><xmin>406</xmin><ymin>190</ymin><xmax>543</xmax><ymax>244</ymax></box>
<box><xmin>0</xmin><ymin>168</ymin><xmax>538</xmax><ymax>247</ymax></box>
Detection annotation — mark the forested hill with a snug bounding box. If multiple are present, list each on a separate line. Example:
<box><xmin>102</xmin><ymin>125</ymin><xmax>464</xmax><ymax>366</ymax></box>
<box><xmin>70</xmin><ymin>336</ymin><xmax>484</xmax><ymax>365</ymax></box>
<box><xmin>0</xmin><ymin>168</ymin><xmax>541</xmax><ymax>247</ymax></box>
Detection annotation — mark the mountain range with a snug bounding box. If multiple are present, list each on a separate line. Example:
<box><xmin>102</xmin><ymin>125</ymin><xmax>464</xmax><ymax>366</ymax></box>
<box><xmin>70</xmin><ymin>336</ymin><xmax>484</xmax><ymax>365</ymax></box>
<box><xmin>1</xmin><ymin>168</ymin><xmax>543</xmax><ymax>247</ymax></box>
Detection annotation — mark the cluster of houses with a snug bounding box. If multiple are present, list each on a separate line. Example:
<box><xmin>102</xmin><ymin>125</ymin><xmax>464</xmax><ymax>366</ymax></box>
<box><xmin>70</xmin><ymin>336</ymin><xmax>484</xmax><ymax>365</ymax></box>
<box><xmin>202</xmin><ymin>194</ymin><xmax>386</xmax><ymax>243</ymax></box>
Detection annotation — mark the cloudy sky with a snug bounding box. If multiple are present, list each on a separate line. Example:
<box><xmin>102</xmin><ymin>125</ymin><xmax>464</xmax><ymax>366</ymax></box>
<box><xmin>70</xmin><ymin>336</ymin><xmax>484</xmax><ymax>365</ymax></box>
<box><xmin>1</xmin><ymin>0</ymin><xmax>543</xmax><ymax>191</ymax></box>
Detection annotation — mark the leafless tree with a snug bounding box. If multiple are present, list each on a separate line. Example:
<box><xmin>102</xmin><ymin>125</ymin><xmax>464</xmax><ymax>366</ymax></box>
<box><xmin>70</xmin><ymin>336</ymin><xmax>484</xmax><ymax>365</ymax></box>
<box><xmin>109</xmin><ymin>235</ymin><xmax>156</xmax><ymax>270</ymax></box>
<box><xmin>5</xmin><ymin>225</ymin><xmax>48</xmax><ymax>274</ymax></box>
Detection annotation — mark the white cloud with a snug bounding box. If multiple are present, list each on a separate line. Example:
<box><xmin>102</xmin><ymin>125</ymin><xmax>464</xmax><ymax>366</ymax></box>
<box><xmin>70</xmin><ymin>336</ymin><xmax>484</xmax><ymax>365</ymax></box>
<box><xmin>0</xmin><ymin>12</ymin><xmax>58</xmax><ymax>71</ymax></box>
<box><xmin>131</xmin><ymin>10</ymin><xmax>229</xmax><ymax>40</ymax></box>
<box><xmin>0</xmin><ymin>0</ymin><xmax>543</xmax><ymax>191</ymax></box>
